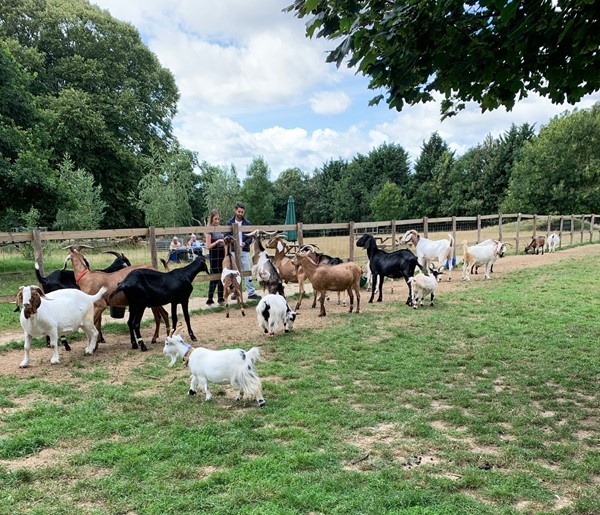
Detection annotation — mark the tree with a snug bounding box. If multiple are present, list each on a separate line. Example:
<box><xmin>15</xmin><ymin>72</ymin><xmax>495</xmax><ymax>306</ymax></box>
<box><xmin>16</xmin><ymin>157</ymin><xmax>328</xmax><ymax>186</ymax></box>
<box><xmin>53</xmin><ymin>154</ymin><xmax>106</xmax><ymax>230</ymax></box>
<box><xmin>241</xmin><ymin>157</ymin><xmax>275</xmax><ymax>224</ymax></box>
<box><xmin>202</xmin><ymin>164</ymin><xmax>241</xmax><ymax>222</ymax></box>
<box><xmin>370</xmin><ymin>181</ymin><xmax>409</xmax><ymax>221</ymax></box>
<box><xmin>502</xmin><ymin>104</ymin><xmax>600</xmax><ymax>215</ymax></box>
<box><xmin>272</xmin><ymin>168</ymin><xmax>311</xmax><ymax>223</ymax></box>
<box><xmin>304</xmin><ymin>159</ymin><xmax>348</xmax><ymax>223</ymax></box>
<box><xmin>287</xmin><ymin>1</ymin><xmax>600</xmax><ymax>118</ymax></box>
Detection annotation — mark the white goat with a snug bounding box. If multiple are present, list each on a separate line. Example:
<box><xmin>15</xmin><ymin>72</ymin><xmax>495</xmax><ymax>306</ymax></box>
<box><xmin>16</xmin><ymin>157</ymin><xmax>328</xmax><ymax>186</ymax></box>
<box><xmin>15</xmin><ymin>285</ymin><xmax>107</xmax><ymax>367</ymax></box>
<box><xmin>163</xmin><ymin>332</ymin><xmax>265</xmax><ymax>407</ymax></box>
<box><xmin>546</xmin><ymin>233</ymin><xmax>560</xmax><ymax>253</ymax></box>
<box><xmin>408</xmin><ymin>268</ymin><xmax>442</xmax><ymax>308</ymax></box>
<box><xmin>401</xmin><ymin>230</ymin><xmax>454</xmax><ymax>280</ymax></box>
<box><xmin>256</xmin><ymin>294</ymin><xmax>297</xmax><ymax>336</ymax></box>
<box><xmin>461</xmin><ymin>240</ymin><xmax>506</xmax><ymax>281</ymax></box>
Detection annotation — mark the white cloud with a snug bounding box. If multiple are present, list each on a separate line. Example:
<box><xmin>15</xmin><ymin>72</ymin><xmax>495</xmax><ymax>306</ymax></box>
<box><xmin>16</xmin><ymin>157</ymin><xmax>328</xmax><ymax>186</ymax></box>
<box><xmin>309</xmin><ymin>91</ymin><xmax>352</xmax><ymax>115</ymax></box>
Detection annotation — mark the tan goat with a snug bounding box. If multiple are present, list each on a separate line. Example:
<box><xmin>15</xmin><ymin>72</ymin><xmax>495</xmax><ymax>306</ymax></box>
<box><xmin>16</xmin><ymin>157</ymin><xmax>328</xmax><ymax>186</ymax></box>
<box><xmin>292</xmin><ymin>251</ymin><xmax>361</xmax><ymax>317</ymax></box>
<box><xmin>221</xmin><ymin>236</ymin><xmax>245</xmax><ymax>318</ymax></box>
<box><xmin>266</xmin><ymin>236</ymin><xmax>307</xmax><ymax>311</ymax></box>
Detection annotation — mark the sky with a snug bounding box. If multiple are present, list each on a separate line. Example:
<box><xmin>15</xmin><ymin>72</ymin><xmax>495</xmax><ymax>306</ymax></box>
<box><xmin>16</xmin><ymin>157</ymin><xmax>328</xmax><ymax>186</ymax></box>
<box><xmin>93</xmin><ymin>0</ymin><xmax>600</xmax><ymax>180</ymax></box>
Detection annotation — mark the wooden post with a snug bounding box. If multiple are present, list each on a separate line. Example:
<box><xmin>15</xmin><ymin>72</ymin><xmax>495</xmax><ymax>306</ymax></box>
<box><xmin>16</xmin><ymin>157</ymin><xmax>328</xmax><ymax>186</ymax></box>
<box><xmin>476</xmin><ymin>214</ymin><xmax>481</xmax><ymax>243</ymax></box>
<box><xmin>32</xmin><ymin>229</ymin><xmax>44</xmax><ymax>277</ymax></box>
<box><xmin>348</xmin><ymin>222</ymin><xmax>355</xmax><ymax>262</ymax></box>
<box><xmin>580</xmin><ymin>215</ymin><xmax>585</xmax><ymax>244</ymax></box>
<box><xmin>532</xmin><ymin>214</ymin><xmax>537</xmax><ymax>237</ymax></box>
<box><xmin>423</xmin><ymin>217</ymin><xmax>429</xmax><ymax>238</ymax></box>
<box><xmin>570</xmin><ymin>214</ymin><xmax>575</xmax><ymax>245</ymax></box>
<box><xmin>591</xmin><ymin>214</ymin><xmax>597</xmax><ymax>243</ymax></box>
<box><xmin>297</xmin><ymin>222</ymin><xmax>304</xmax><ymax>247</ymax></box>
<box><xmin>451</xmin><ymin>216</ymin><xmax>457</xmax><ymax>259</ymax></box>
<box><xmin>515</xmin><ymin>213</ymin><xmax>521</xmax><ymax>254</ymax></box>
<box><xmin>149</xmin><ymin>226</ymin><xmax>158</xmax><ymax>269</ymax></box>
<box><xmin>547</xmin><ymin>214</ymin><xmax>552</xmax><ymax>235</ymax></box>
<box><xmin>391</xmin><ymin>219</ymin><xmax>397</xmax><ymax>251</ymax></box>
<box><xmin>559</xmin><ymin>216</ymin><xmax>564</xmax><ymax>248</ymax></box>
<box><xmin>498</xmin><ymin>213</ymin><xmax>503</xmax><ymax>241</ymax></box>
<box><xmin>231</xmin><ymin>224</ymin><xmax>245</xmax><ymax>291</ymax></box>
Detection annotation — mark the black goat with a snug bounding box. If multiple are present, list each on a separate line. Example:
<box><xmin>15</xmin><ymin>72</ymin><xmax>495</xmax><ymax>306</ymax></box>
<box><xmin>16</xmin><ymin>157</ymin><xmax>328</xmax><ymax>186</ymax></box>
<box><xmin>34</xmin><ymin>251</ymin><xmax>131</xmax><ymax>351</ymax></box>
<box><xmin>109</xmin><ymin>255</ymin><xmax>210</xmax><ymax>351</ymax></box>
<box><xmin>356</xmin><ymin>233</ymin><xmax>420</xmax><ymax>305</ymax></box>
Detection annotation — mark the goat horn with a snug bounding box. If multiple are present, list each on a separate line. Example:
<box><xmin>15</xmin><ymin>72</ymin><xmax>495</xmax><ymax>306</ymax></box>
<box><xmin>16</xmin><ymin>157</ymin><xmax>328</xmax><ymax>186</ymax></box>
<box><xmin>104</xmin><ymin>251</ymin><xmax>121</xmax><ymax>257</ymax></box>
<box><xmin>62</xmin><ymin>255</ymin><xmax>71</xmax><ymax>270</ymax></box>
<box><xmin>173</xmin><ymin>324</ymin><xmax>184</xmax><ymax>336</ymax></box>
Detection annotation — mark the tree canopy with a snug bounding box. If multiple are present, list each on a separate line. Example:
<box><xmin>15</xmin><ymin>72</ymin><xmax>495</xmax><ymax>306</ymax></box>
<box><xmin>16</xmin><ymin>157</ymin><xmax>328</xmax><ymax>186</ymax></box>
<box><xmin>286</xmin><ymin>0</ymin><xmax>600</xmax><ymax>118</ymax></box>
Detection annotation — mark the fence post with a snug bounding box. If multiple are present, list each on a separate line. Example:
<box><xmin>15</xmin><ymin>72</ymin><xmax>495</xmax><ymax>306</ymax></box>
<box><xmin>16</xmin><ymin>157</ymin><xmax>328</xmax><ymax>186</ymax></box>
<box><xmin>297</xmin><ymin>222</ymin><xmax>304</xmax><ymax>247</ymax></box>
<box><xmin>580</xmin><ymin>215</ymin><xmax>585</xmax><ymax>243</ymax></box>
<box><xmin>149</xmin><ymin>226</ymin><xmax>158</xmax><ymax>269</ymax></box>
<box><xmin>231</xmin><ymin>224</ymin><xmax>245</xmax><ymax>291</ymax></box>
<box><xmin>547</xmin><ymin>214</ymin><xmax>552</xmax><ymax>234</ymax></box>
<box><xmin>348</xmin><ymin>222</ymin><xmax>355</xmax><ymax>261</ymax></box>
<box><xmin>476</xmin><ymin>215</ymin><xmax>481</xmax><ymax>243</ymax></box>
<box><xmin>32</xmin><ymin>229</ymin><xmax>44</xmax><ymax>277</ymax></box>
<box><xmin>423</xmin><ymin>217</ymin><xmax>429</xmax><ymax>238</ymax></box>
<box><xmin>498</xmin><ymin>213</ymin><xmax>503</xmax><ymax>241</ymax></box>
<box><xmin>570</xmin><ymin>214</ymin><xmax>575</xmax><ymax>245</ymax></box>
<box><xmin>591</xmin><ymin>214</ymin><xmax>596</xmax><ymax>243</ymax></box>
<box><xmin>451</xmin><ymin>216</ymin><xmax>457</xmax><ymax>259</ymax></box>
<box><xmin>515</xmin><ymin>213</ymin><xmax>521</xmax><ymax>254</ymax></box>
<box><xmin>559</xmin><ymin>215</ymin><xmax>564</xmax><ymax>248</ymax></box>
<box><xmin>532</xmin><ymin>214</ymin><xmax>537</xmax><ymax>237</ymax></box>
<box><xmin>391</xmin><ymin>219</ymin><xmax>397</xmax><ymax>251</ymax></box>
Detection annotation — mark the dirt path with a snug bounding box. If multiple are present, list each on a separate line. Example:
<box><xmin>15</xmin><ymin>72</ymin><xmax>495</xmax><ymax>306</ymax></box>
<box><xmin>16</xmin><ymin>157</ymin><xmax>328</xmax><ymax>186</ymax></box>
<box><xmin>1</xmin><ymin>244</ymin><xmax>598</xmax><ymax>376</ymax></box>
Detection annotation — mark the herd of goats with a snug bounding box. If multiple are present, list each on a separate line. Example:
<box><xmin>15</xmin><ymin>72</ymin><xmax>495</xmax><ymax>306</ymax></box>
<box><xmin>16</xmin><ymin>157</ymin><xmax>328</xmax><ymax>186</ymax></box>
<box><xmin>12</xmin><ymin>229</ymin><xmax>560</xmax><ymax>406</ymax></box>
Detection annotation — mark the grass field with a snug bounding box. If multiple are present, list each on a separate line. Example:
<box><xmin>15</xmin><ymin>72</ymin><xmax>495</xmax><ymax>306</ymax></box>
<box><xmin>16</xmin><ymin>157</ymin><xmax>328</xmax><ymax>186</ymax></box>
<box><xmin>0</xmin><ymin>253</ymin><xmax>598</xmax><ymax>513</ymax></box>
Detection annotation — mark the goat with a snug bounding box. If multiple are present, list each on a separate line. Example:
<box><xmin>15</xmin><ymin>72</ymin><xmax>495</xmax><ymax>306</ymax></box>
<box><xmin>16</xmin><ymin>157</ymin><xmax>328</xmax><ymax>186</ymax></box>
<box><xmin>524</xmin><ymin>235</ymin><xmax>546</xmax><ymax>255</ymax></box>
<box><xmin>65</xmin><ymin>247</ymin><xmax>170</xmax><ymax>349</ymax></box>
<box><xmin>163</xmin><ymin>331</ymin><xmax>265</xmax><ymax>407</ymax></box>
<box><xmin>266</xmin><ymin>236</ymin><xmax>307</xmax><ymax>311</ymax></box>
<box><xmin>15</xmin><ymin>285</ymin><xmax>107</xmax><ymax>367</ymax></box>
<box><xmin>256</xmin><ymin>294</ymin><xmax>297</xmax><ymax>336</ymax></box>
<box><xmin>34</xmin><ymin>251</ymin><xmax>131</xmax><ymax>351</ymax></box>
<box><xmin>546</xmin><ymin>233</ymin><xmax>560</xmax><ymax>253</ymax></box>
<box><xmin>356</xmin><ymin>233</ymin><xmax>420</xmax><ymax>305</ymax></box>
<box><xmin>462</xmin><ymin>239</ymin><xmax>506</xmax><ymax>281</ymax></box>
<box><xmin>251</xmin><ymin>235</ymin><xmax>284</xmax><ymax>296</ymax></box>
<box><xmin>408</xmin><ymin>268</ymin><xmax>442</xmax><ymax>308</ymax></box>
<box><xmin>292</xmin><ymin>251</ymin><xmax>361</xmax><ymax>317</ymax></box>
<box><xmin>109</xmin><ymin>254</ymin><xmax>210</xmax><ymax>351</ymax></box>
<box><xmin>221</xmin><ymin>235</ymin><xmax>246</xmax><ymax>318</ymax></box>
<box><xmin>401</xmin><ymin>230</ymin><xmax>454</xmax><ymax>280</ymax></box>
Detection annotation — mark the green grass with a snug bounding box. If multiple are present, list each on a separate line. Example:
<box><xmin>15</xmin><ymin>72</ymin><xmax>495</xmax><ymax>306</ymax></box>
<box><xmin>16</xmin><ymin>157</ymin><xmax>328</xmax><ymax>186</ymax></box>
<box><xmin>0</xmin><ymin>256</ymin><xmax>599</xmax><ymax>514</ymax></box>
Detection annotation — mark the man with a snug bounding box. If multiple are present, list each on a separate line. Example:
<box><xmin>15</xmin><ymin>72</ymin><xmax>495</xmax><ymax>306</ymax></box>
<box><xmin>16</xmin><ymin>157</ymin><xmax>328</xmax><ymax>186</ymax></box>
<box><xmin>226</xmin><ymin>202</ymin><xmax>261</xmax><ymax>300</ymax></box>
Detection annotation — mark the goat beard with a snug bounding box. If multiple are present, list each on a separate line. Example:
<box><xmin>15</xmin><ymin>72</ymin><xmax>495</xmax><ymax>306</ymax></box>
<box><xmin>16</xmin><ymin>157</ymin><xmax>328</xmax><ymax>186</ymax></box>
<box><xmin>23</xmin><ymin>306</ymin><xmax>35</xmax><ymax>319</ymax></box>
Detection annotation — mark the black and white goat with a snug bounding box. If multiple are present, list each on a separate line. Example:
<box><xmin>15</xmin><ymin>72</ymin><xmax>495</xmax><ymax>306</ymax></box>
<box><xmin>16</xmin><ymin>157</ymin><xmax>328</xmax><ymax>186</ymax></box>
<box><xmin>252</xmin><ymin>235</ymin><xmax>284</xmax><ymax>295</ymax></box>
<box><xmin>163</xmin><ymin>330</ymin><xmax>265</xmax><ymax>407</ymax></box>
<box><xmin>256</xmin><ymin>294</ymin><xmax>297</xmax><ymax>336</ymax></box>
<box><xmin>109</xmin><ymin>255</ymin><xmax>210</xmax><ymax>351</ymax></box>
<box><xmin>15</xmin><ymin>285</ymin><xmax>107</xmax><ymax>367</ymax></box>
<box><xmin>356</xmin><ymin>233</ymin><xmax>420</xmax><ymax>305</ymax></box>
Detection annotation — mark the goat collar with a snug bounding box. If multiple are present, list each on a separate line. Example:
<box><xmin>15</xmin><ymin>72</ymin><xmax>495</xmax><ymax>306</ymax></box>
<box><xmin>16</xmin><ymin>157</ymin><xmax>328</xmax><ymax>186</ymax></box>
<box><xmin>75</xmin><ymin>268</ymin><xmax>90</xmax><ymax>284</ymax></box>
<box><xmin>182</xmin><ymin>345</ymin><xmax>193</xmax><ymax>367</ymax></box>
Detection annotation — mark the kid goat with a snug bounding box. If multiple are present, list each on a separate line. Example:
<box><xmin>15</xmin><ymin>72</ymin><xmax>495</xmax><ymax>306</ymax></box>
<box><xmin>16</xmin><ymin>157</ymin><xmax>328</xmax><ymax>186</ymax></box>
<box><xmin>221</xmin><ymin>235</ymin><xmax>246</xmax><ymax>317</ymax></box>
<box><xmin>15</xmin><ymin>285</ymin><xmax>107</xmax><ymax>367</ymax></box>
<box><xmin>256</xmin><ymin>294</ymin><xmax>297</xmax><ymax>336</ymax></box>
<box><xmin>163</xmin><ymin>329</ymin><xmax>265</xmax><ymax>407</ymax></box>
<box><xmin>408</xmin><ymin>268</ymin><xmax>442</xmax><ymax>308</ymax></box>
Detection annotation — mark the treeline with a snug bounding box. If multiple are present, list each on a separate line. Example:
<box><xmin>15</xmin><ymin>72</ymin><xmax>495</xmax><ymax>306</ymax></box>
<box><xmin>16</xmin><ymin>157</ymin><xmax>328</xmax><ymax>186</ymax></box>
<box><xmin>1</xmin><ymin>0</ymin><xmax>599</xmax><ymax>232</ymax></box>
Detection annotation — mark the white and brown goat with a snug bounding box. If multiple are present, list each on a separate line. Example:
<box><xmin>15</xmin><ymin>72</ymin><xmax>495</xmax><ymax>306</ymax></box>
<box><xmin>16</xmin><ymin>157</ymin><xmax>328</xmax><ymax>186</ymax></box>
<box><xmin>221</xmin><ymin>236</ymin><xmax>245</xmax><ymax>317</ymax></box>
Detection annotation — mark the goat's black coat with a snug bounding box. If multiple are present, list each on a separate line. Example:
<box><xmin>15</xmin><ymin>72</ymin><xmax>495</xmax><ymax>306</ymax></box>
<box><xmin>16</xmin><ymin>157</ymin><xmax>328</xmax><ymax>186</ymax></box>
<box><xmin>110</xmin><ymin>255</ymin><xmax>209</xmax><ymax>350</ymax></box>
<box><xmin>356</xmin><ymin>233</ymin><xmax>420</xmax><ymax>305</ymax></box>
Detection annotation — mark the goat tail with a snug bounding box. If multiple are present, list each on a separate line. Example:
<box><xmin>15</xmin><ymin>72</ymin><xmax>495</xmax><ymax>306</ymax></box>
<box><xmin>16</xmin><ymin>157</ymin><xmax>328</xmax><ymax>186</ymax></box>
<box><xmin>245</xmin><ymin>346</ymin><xmax>261</xmax><ymax>364</ymax></box>
<box><xmin>91</xmin><ymin>286</ymin><xmax>108</xmax><ymax>303</ymax></box>
<box><xmin>232</xmin><ymin>348</ymin><xmax>263</xmax><ymax>400</ymax></box>
<box><xmin>448</xmin><ymin>233</ymin><xmax>454</xmax><ymax>248</ymax></box>
<box><xmin>108</xmin><ymin>281</ymin><xmax>125</xmax><ymax>300</ymax></box>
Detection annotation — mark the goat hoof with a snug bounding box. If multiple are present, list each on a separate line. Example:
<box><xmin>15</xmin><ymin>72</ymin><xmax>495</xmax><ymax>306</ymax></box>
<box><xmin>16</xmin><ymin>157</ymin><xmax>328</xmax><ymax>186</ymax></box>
<box><xmin>242</xmin><ymin>312</ymin><xmax>246</xmax><ymax>317</ymax></box>
<box><xmin>64</xmin><ymin>343</ymin><xmax>71</xmax><ymax>352</ymax></box>
<box><xmin>141</xmin><ymin>346</ymin><xmax>148</xmax><ymax>352</ymax></box>
<box><xmin>131</xmin><ymin>344</ymin><xmax>138</xmax><ymax>350</ymax></box>
<box><xmin>258</xmin><ymin>399</ymin><xmax>266</xmax><ymax>407</ymax></box>
<box><xmin>190</xmin><ymin>334</ymin><xmax>197</xmax><ymax>342</ymax></box>
<box><xmin>188</xmin><ymin>389</ymin><xmax>196</xmax><ymax>396</ymax></box>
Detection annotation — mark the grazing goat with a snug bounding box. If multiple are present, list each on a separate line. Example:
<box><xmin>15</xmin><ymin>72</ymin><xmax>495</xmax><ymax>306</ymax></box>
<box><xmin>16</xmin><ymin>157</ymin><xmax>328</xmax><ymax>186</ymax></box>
<box><xmin>266</xmin><ymin>236</ymin><xmax>307</xmax><ymax>311</ymax></box>
<box><xmin>546</xmin><ymin>233</ymin><xmax>560</xmax><ymax>253</ymax></box>
<box><xmin>109</xmin><ymin>254</ymin><xmax>210</xmax><ymax>351</ymax></box>
<box><xmin>163</xmin><ymin>331</ymin><xmax>265</xmax><ymax>407</ymax></box>
<box><xmin>221</xmin><ymin>235</ymin><xmax>245</xmax><ymax>318</ymax></box>
<box><xmin>252</xmin><ymin>235</ymin><xmax>284</xmax><ymax>295</ymax></box>
<box><xmin>34</xmin><ymin>251</ymin><xmax>131</xmax><ymax>351</ymax></box>
<box><xmin>408</xmin><ymin>268</ymin><xmax>442</xmax><ymax>308</ymax></box>
<box><xmin>356</xmin><ymin>233</ymin><xmax>420</xmax><ymax>305</ymax></box>
<box><xmin>256</xmin><ymin>294</ymin><xmax>297</xmax><ymax>335</ymax></box>
<box><xmin>15</xmin><ymin>285</ymin><xmax>106</xmax><ymax>367</ymax></box>
<box><xmin>65</xmin><ymin>247</ymin><xmax>170</xmax><ymax>349</ymax></box>
<box><xmin>524</xmin><ymin>235</ymin><xmax>546</xmax><ymax>255</ymax></box>
<box><xmin>462</xmin><ymin>239</ymin><xmax>506</xmax><ymax>281</ymax></box>
<box><xmin>292</xmin><ymin>251</ymin><xmax>361</xmax><ymax>317</ymax></box>
<box><xmin>401</xmin><ymin>230</ymin><xmax>454</xmax><ymax>280</ymax></box>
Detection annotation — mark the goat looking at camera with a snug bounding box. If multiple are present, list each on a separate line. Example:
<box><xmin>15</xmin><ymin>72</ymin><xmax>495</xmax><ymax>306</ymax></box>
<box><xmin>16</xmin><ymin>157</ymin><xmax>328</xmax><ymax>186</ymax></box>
<box><xmin>221</xmin><ymin>236</ymin><xmax>245</xmax><ymax>317</ymax></box>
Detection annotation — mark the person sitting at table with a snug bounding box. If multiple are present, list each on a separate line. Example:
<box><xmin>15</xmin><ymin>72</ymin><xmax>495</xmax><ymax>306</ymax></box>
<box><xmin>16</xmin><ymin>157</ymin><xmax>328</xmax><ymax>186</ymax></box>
<box><xmin>170</xmin><ymin>236</ymin><xmax>181</xmax><ymax>251</ymax></box>
<box><xmin>188</xmin><ymin>233</ymin><xmax>203</xmax><ymax>256</ymax></box>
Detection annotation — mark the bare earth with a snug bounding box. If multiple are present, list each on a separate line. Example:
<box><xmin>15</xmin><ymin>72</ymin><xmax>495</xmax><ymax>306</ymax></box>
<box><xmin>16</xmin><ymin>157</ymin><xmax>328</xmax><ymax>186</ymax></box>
<box><xmin>1</xmin><ymin>244</ymin><xmax>598</xmax><ymax>377</ymax></box>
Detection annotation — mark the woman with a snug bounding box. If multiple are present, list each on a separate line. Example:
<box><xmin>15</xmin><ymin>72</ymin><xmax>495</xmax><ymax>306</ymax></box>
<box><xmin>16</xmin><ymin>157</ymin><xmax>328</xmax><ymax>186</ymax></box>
<box><xmin>205</xmin><ymin>210</ymin><xmax>225</xmax><ymax>305</ymax></box>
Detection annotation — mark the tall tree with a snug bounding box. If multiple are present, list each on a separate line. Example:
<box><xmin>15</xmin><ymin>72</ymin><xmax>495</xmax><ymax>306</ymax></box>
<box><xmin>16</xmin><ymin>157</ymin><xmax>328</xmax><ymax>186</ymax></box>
<box><xmin>272</xmin><ymin>167</ymin><xmax>310</xmax><ymax>223</ymax></box>
<box><xmin>241</xmin><ymin>157</ymin><xmax>275</xmax><ymax>224</ymax></box>
<box><xmin>502</xmin><ymin>104</ymin><xmax>600</xmax><ymax>214</ymax></box>
<box><xmin>287</xmin><ymin>1</ymin><xmax>600</xmax><ymax>118</ymax></box>
<box><xmin>202</xmin><ymin>164</ymin><xmax>241</xmax><ymax>222</ymax></box>
<box><xmin>304</xmin><ymin>159</ymin><xmax>348</xmax><ymax>223</ymax></box>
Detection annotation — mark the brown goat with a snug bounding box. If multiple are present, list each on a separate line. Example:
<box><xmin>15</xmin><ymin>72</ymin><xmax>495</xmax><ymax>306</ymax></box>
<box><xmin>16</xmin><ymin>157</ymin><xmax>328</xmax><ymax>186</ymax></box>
<box><xmin>292</xmin><ymin>251</ymin><xmax>361</xmax><ymax>317</ymax></box>
<box><xmin>266</xmin><ymin>236</ymin><xmax>307</xmax><ymax>310</ymax></box>
<box><xmin>65</xmin><ymin>247</ymin><xmax>170</xmax><ymax>348</ymax></box>
<box><xmin>221</xmin><ymin>236</ymin><xmax>245</xmax><ymax>318</ymax></box>
<box><xmin>524</xmin><ymin>235</ymin><xmax>546</xmax><ymax>255</ymax></box>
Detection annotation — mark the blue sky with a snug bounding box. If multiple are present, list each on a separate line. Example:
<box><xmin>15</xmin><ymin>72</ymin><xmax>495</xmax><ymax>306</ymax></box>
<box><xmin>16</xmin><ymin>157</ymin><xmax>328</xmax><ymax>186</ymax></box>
<box><xmin>93</xmin><ymin>0</ymin><xmax>600</xmax><ymax>179</ymax></box>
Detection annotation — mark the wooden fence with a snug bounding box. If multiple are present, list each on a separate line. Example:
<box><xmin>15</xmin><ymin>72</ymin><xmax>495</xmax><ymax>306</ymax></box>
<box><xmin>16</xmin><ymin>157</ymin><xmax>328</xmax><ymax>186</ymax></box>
<box><xmin>1</xmin><ymin>213</ymin><xmax>598</xmax><ymax>304</ymax></box>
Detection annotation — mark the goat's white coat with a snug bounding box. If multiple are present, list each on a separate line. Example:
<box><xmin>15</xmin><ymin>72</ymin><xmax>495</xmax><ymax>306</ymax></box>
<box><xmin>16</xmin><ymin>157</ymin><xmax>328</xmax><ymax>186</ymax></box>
<box><xmin>18</xmin><ymin>285</ymin><xmax>107</xmax><ymax>367</ymax></box>
<box><xmin>461</xmin><ymin>240</ymin><xmax>506</xmax><ymax>281</ymax></box>
<box><xmin>408</xmin><ymin>270</ymin><xmax>440</xmax><ymax>308</ymax></box>
<box><xmin>401</xmin><ymin>230</ymin><xmax>454</xmax><ymax>280</ymax></box>
<box><xmin>163</xmin><ymin>334</ymin><xmax>265</xmax><ymax>406</ymax></box>
<box><xmin>256</xmin><ymin>294</ymin><xmax>297</xmax><ymax>335</ymax></box>
<box><xmin>221</xmin><ymin>268</ymin><xmax>241</xmax><ymax>284</ymax></box>
<box><xmin>546</xmin><ymin>233</ymin><xmax>560</xmax><ymax>253</ymax></box>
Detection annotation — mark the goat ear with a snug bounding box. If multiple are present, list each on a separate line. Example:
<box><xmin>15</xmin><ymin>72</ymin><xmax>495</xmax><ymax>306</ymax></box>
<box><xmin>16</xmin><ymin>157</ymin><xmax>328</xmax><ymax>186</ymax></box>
<box><xmin>14</xmin><ymin>287</ymin><xmax>24</xmax><ymax>312</ymax></box>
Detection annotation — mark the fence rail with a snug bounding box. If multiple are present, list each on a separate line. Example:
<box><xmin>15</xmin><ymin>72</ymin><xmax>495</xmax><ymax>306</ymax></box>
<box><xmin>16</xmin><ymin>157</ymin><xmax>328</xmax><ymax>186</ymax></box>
<box><xmin>1</xmin><ymin>213</ymin><xmax>598</xmax><ymax>304</ymax></box>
